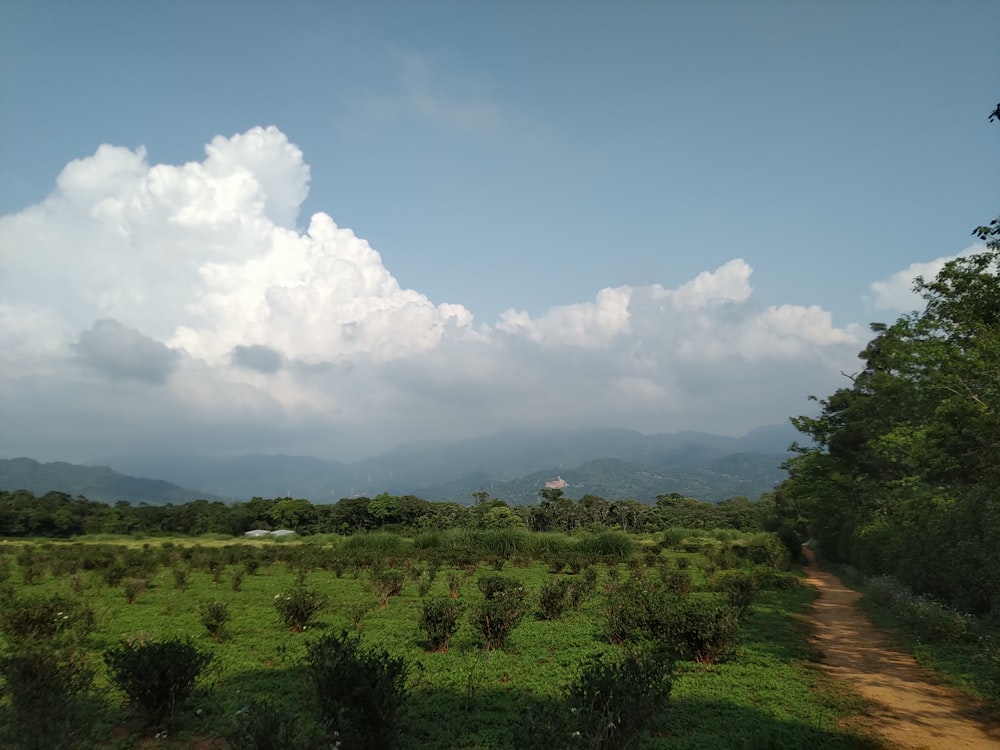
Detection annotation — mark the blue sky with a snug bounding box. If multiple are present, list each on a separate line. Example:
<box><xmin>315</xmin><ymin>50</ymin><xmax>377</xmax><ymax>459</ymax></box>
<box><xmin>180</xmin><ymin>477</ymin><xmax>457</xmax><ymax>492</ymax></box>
<box><xmin>1</xmin><ymin>1</ymin><xmax>997</xmax><ymax>462</ymax></box>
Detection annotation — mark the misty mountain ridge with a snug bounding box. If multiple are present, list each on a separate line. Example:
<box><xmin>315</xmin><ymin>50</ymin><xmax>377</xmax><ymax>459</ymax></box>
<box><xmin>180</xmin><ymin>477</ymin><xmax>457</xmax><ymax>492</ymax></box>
<box><xmin>82</xmin><ymin>424</ymin><xmax>798</xmax><ymax>504</ymax></box>
<box><xmin>0</xmin><ymin>457</ymin><xmax>225</xmax><ymax>506</ymax></box>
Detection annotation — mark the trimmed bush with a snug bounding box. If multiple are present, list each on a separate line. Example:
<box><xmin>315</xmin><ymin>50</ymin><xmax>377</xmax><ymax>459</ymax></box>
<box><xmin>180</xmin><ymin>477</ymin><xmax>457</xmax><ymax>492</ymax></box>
<box><xmin>198</xmin><ymin>599</ymin><xmax>231</xmax><ymax>642</ymax></box>
<box><xmin>372</xmin><ymin>568</ymin><xmax>406</xmax><ymax>607</ymax></box>
<box><xmin>0</xmin><ymin>592</ymin><xmax>95</xmax><ymax>647</ymax></box>
<box><xmin>471</xmin><ymin>574</ymin><xmax>527</xmax><ymax>650</ymax></box>
<box><xmin>0</xmin><ymin>650</ymin><xmax>94</xmax><ymax>750</ymax></box>
<box><xmin>667</xmin><ymin>593</ymin><xmax>743</xmax><ymax>664</ymax></box>
<box><xmin>562</xmin><ymin>647</ymin><xmax>674</xmax><ymax>749</ymax></box>
<box><xmin>520</xmin><ymin>647</ymin><xmax>675</xmax><ymax>750</ymax></box>
<box><xmin>227</xmin><ymin>699</ymin><xmax>310</xmax><ymax>750</ymax></box>
<box><xmin>305</xmin><ymin>631</ymin><xmax>409</xmax><ymax>749</ymax></box>
<box><xmin>538</xmin><ymin>578</ymin><xmax>571</xmax><ymax>621</ymax></box>
<box><xmin>274</xmin><ymin>586</ymin><xmax>327</xmax><ymax>632</ymax></box>
<box><xmin>419</xmin><ymin>596</ymin><xmax>462</xmax><ymax>652</ymax></box>
<box><xmin>711</xmin><ymin>568</ymin><xmax>758</xmax><ymax>615</ymax></box>
<box><xmin>103</xmin><ymin>636</ymin><xmax>212</xmax><ymax>727</ymax></box>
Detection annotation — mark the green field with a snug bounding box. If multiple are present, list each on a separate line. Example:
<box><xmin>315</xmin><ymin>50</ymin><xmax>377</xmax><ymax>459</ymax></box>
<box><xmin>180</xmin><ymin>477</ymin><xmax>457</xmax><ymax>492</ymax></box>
<box><xmin>0</xmin><ymin>532</ymin><xmax>884</xmax><ymax>749</ymax></box>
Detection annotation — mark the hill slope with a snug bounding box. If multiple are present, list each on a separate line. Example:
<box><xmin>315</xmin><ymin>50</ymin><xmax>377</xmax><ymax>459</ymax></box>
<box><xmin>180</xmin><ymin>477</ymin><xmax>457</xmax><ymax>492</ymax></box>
<box><xmin>0</xmin><ymin>458</ymin><xmax>223</xmax><ymax>505</ymax></box>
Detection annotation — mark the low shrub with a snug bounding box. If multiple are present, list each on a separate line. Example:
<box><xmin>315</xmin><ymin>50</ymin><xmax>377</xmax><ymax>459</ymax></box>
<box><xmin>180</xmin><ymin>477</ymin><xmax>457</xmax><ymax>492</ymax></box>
<box><xmin>372</xmin><ymin>568</ymin><xmax>406</xmax><ymax>607</ymax></box>
<box><xmin>0</xmin><ymin>592</ymin><xmax>96</xmax><ymax>647</ymax></box>
<box><xmin>520</xmin><ymin>647</ymin><xmax>675</xmax><ymax>750</ymax></box>
<box><xmin>172</xmin><ymin>567</ymin><xmax>189</xmax><ymax>590</ymax></box>
<box><xmin>349</xmin><ymin>598</ymin><xmax>375</xmax><ymax>634</ymax></box>
<box><xmin>711</xmin><ymin>568</ymin><xmax>758</xmax><ymax>615</ymax></box>
<box><xmin>419</xmin><ymin>596</ymin><xmax>462</xmax><ymax>651</ymax></box>
<box><xmin>198</xmin><ymin>599</ymin><xmax>231</xmax><ymax>642</ymax></box>
<box><xmin>0</xmin><ymin>649</ymin><xmax>94</xmax><ymax>749</ymax></box>
<box><xmin>866</xmin><ymin>576</ymin><xmax>971</xmax><ymax>644</ymax></box>
<box><xmin>122</xmin><ymin>577</ymin><xmax>148</xmax><ymax>604</ymax></box>
<box><xmin>226</xmin><ymin>699</ymin><xmax>310</xmax><ymax>750</ymax></box>
<box><xmin>538</xmin><ymin>578</ymin><xmax>571</xmax><ymax>621</ymax></box>
<box><xmin>103</xmin><ymin>636</ymin><xmax>212</xmax><ymax>728</ymax></box>
<box><xmin>667</xmin><ymin>593</ymin><xmax>743</xmax><ymax>664</ymax></box>
<box><xmin>471</xmin><ymin>574</ymin><xmax>527</xmax><ymax>650</ymax></box>
<box><xmin>305</xmin><ymin>631</ymin><xmax>409</xmax><ymax>749</ymax></box>
<box><xmin>274</xmin><ymin>586</ymin><xmax>327</xmax><ymax>632</ymax></box>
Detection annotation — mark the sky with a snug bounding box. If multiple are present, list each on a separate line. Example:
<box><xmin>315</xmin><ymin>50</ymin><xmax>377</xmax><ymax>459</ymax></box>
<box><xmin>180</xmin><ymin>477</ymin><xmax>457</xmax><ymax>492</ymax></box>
<box><xmin>1</xmin><ymin>0</ymin><xmax>998</xmax><ymax>463</ymax></box>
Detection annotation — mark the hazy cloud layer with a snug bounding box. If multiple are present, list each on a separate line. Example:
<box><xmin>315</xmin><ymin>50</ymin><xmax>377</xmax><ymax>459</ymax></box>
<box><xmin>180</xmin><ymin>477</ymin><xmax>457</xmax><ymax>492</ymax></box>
<box><xmin>1</xmin><ymin>127</ymin><xmax>874</xmax><ymax>461</ymax></box>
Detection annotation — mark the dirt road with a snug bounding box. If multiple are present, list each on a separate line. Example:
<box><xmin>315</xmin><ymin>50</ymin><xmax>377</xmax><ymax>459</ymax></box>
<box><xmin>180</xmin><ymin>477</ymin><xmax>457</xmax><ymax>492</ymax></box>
<box><xmin>803</xmin><ymin>550</ymin><xmax>998</xmax><ymax>749</ymax></box>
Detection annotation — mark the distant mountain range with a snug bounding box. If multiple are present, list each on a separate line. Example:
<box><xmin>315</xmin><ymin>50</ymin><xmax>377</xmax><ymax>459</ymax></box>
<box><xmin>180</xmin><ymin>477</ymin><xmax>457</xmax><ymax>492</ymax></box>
<box><xmin>1</xmin><ymin>424</ymin><xmax>800</xmax><ymax>505</ymax></box>
<box><xmin>0</xmin><ymin>457</ymin><xmax>224</xmax><ymax>505</ymax></box>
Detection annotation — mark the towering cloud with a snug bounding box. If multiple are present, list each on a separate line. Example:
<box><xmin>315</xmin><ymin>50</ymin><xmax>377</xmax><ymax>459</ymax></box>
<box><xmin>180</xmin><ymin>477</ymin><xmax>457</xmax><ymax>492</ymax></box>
<box><xmin>0</xmin><ymin>127</ymin><xmax>867</xmax><ymax>461</ymax></box>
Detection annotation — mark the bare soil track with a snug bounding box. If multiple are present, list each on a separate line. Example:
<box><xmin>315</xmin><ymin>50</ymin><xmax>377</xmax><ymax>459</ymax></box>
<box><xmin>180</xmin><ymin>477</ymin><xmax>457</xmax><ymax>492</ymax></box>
<box><xmin>803</xmin><ymin>549</ymin><xmax>999</xmax><ymax>749</ymax></box>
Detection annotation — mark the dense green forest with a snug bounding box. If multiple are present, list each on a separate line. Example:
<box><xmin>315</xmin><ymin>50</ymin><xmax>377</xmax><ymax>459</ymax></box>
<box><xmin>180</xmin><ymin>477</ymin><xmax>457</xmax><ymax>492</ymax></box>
<box><xmin>0</xmin><ymin>487</ymin><xmax>783</xmax><ymax>542</ymax></box>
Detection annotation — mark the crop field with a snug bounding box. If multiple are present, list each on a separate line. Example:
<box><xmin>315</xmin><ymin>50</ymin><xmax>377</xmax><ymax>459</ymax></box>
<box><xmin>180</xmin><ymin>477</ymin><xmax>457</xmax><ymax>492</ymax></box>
<box><xmin>0</xmin><ymin>530</ymin><xmax>884</xmax><ymax>749</ymax></box>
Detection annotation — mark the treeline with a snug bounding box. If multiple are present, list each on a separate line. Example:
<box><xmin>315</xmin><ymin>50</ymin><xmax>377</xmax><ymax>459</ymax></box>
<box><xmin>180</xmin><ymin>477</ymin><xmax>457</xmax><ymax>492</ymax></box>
<box><xmin>0</xmin><ymin>487</ymin><xmax>785</xmax><ymax>541</ymax></box>
<box><xmin>779</xmin><ymin>207</ymin><xmax>1000</xmax><ymax>615</ymax></box>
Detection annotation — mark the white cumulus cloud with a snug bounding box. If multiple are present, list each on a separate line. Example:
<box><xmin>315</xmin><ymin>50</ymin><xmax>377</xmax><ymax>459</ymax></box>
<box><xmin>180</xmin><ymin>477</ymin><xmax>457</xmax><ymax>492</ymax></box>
<box><xmin>869</xmin><ymin>244</ymin><xmax>984</xmax><ymax>312</ymax></box>
<box><xmin>0</xmin><ymin>127</ymin><xmax>869</xmax><ymax>462</ymax></box>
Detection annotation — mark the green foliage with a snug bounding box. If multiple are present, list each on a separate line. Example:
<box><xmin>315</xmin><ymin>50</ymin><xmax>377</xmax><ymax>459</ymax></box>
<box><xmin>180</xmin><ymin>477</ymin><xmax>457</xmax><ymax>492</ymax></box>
<box><xmin>538</xmin><ymin>577</ymin><xmax>571</xmax><ymax>621</ymax></box>
<box><xmin>0</xmin><ymin>592</ymin><xmax>96</xmax><ymax>647</ymax></box>
<box><xmin>520</xmin><ymin>647</ymin><xmax>675</xmax><ymax>750</ymax></box>
<box><xmin>419</xmin><ymin>595</ymin><xmax>462</xmax><ymax>651</ymax></box>
<box><xmin>122</xmin><ymin>576</ymin><xmax>148</xmax><ymax>604</ymax></box>
<box><xmin>785</xmin><ymin>226</ymin><xmax>1000</xmax><ymax>614</ymax></box>
<box><xmin>0</xmin><ymin>649</ymin><xmax>94</xmax><ymax>750</ymax></box>
<box><xmin>601</xmin><ymin>574</ymin><xmax>667</xmax><ymax>645</ymax></box>
<box><xmin>668</xmin><ymin>593</ymin><xmax>744</xmax><ymax>664</ymax></box>
<box><xmin>198</xmin><ymin>599</ymin><xmax>231</xmax><ymax>642</ymax></box>
<box><xmin>273</xmin><ymin>585</ymin><xmax>327</xmax><ymax>632</ymax></box>
<box><xmin>866</xmin><ymin>576</ymin><xmax>971</xmax><ymax>644</ymax></box>
<box><xmin>103</xmin><ymin>636</ymin><xmax>212</xmax><ymax>727</ymax></box>
<box><xmin>226</xmin><ymin>699</ymin><xmax>310</xmax><ymax>750</ymax></box>
<box><xmin>711</xmin><ymin>569</ymin><xmax>759</xmax><ymax>616</ymax></box>
<box><xmin>471</xmin><ymin>573</ymin><xmax>527</xmax><ymax>650</ymax></box>
<box><xmin>562</xmin><ymin>647</ymin><xmax>674</xmax><ymax>749</ymax></box>
<box><xmin>0</xmin><ymin>592</ymin><xmax>97</xmax><ymax>749</ymax></box>
<box><xmin>372</xmin><ymin>568</ymin><xmax>407</xmax><ymax>607</ymax></box>
<box><xmin>304</xmin><ymin>630</ymin><xmax>409</xmax><ymax>749</ymax></box>
<box><xmin>575</xmin><ymin>530</ymin><xmax>636</xmax><ymax>560</ymax></box>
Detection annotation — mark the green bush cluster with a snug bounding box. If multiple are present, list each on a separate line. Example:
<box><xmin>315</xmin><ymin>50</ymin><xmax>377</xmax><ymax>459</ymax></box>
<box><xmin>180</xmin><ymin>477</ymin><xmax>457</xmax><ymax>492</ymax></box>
<box><xmin>273</xmin><ymin>586</ymin><xmax>327</xmax><ymax>632</ymax></box>
<box><xmin>103</xmin><ymin>636</ymin><xmax>212</xmax><ymax>728</ymax></box>
<box><xmin>419</xmin><ymin>596</ymin><xmax>462</xmax><ymax>651</ymax></box>
<box><xmin>305</xmin><ymin>631</ymin><xmax>409</xmax><ymax>749</ymax></box>
<box><xmin>471</xmin><ymin>573</ymin><xmax>527</xmax><ymax>650</ymax></box>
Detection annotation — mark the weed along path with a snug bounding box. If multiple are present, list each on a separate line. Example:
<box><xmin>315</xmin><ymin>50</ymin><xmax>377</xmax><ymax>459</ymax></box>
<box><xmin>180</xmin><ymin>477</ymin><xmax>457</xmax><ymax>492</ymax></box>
<box><xmin>802</xmin><ymin>549</ymin><xmax>998</xmax><ymax>750</ymax></box>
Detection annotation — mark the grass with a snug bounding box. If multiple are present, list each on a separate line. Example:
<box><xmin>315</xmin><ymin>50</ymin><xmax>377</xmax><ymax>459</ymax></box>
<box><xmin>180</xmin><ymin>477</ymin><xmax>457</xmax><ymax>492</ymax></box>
<box><xmin>0</xmin><ymin>535</ymin><xmax>888</xmax><ymax>749</ymax></box>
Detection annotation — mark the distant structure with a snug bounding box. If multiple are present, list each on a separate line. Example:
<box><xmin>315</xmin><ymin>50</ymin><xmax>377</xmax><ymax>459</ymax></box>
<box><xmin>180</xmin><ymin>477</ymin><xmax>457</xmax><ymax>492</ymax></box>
<box><xmin>544</xmin><ymin>476</ymin><xmax>568</xmax><ymax>490</ymax></box>
<box><xmin>243</xmin><ymin>529</ymin><xmax>296</xmax><ymax>538</ymax></box>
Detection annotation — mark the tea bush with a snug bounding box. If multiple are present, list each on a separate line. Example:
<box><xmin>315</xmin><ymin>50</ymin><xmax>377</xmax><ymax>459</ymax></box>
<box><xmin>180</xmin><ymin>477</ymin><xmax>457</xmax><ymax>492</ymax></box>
<box><xmin>305</xmin><ymin>630</ymin><xmax>409</xmax><ymax>749</ymax></box>
<box><xmin>419</xmin><ymin>596</ymin><xmax>462</xmax><ymax>651</ymax></box>
<box><xmin>666</xmin><ymin>593</ymin><xmax>742</xmax><ymax>664</ymax></box>
<box><xmin>521</xmin><ymin>647</ymin><xmax>675</xmax><ymax>750</ymax></box>
<box><xmin>198</xmin><ymin>599</ymin><xmax>231</xmax><ymax>642</ymax></box>
<box><xmin>538</xmin><ymin>578</ymin><xmax>571</xmax><ymax>621</ymax></box>
<box><xmin>471</xmin><ymin>574</ymin><xmax>527</xmax><ymax>650</ymax></box>
<box><xmin>227</xmin><ymin>699</ymin><xmax>311</xmax><ymax>750</ymax></box>
<box><xmin>274</xmin><ymin>586</ymin><xmax>327</xmax><ymax>632</ymax></box>
<box><xmin>103</xmin><ymin>636</ymin><xmax>212</xmax><ymax>727</ymax></box>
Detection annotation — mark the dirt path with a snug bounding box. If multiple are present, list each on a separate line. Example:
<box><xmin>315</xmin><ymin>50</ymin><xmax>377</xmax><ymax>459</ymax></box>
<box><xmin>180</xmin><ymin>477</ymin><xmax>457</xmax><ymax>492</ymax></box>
<box><xmin>803</xmin><ymin>549</ymin><xmax>998</xmax><ymax>749</ymax></box>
